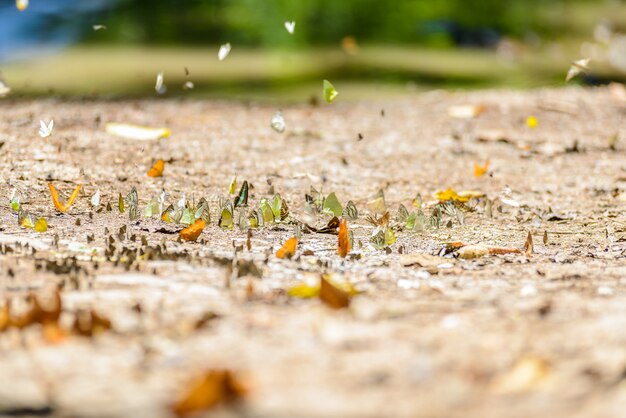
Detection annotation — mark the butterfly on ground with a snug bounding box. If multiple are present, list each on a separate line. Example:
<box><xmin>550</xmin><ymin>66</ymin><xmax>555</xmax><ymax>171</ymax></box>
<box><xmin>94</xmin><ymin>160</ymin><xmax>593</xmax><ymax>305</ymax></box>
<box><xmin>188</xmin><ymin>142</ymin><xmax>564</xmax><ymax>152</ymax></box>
<box><xmin>233</xmin><ymin>181</ymin><xmax>249</xmax><ymax>208</ymax></box>
<box><xmin>39</xmin><ymin>120</ymin><xmax>54</xmax><ymax>138</ymax></box>
<box><xmin>342</xmin><ymin>200</ymin><xmax>358</xmax><ymax>220</ymax></box>
<box><xmin>125</xmin><ymin>187</ymin><xmax>140</xmax><ymax>221</ymax></box>
<box><xmin>48</xmin><ymin>183</ymin><xmax>81</xmax><ymax>213</ymax></box>
<box><xmin>474</xmin><ymin>159</ymin><xmax>489</xmax><ymax>177</ymax></box>
<box><xmin>147</xmin><ymin>159</ymin><xmax>165</xmax><ymax>177</ymax></box>
<box><xmin>276</xmin><ymin>237</ymin><xmax>297</xmax><ymax>259</ymax></box>
<box><xmin>337</xmin><ymin>219</ymin><xmax>350</xmax><ymax>258</ymax></box>
<box><xmin>306</xmin><ymin>216</ymin><xmax>340</xmax><ymax>235</ymax></box>
<box><xmin>180</xmin><ymin>219</ymin><xmax>206</xmax><ymax>242</ymax></box>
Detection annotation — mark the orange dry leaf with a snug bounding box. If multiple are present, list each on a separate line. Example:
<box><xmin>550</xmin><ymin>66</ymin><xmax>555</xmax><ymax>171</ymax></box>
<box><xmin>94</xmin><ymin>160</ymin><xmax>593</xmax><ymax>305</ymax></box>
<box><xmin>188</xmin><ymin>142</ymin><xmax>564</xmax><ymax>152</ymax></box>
<box><xmin>320</xmin><ymin>274</ymin><xmax>350</xmax><ymax>309</ymax></box>
<box><xmin>180</xmin><ymin>219</ymin><xmax>206</xmax><ymax>242</ymax></box>
<box><xmin>48</xmin><ymin>182</ymin><xmax>81</xmax><ymax>212</ymax></box>
<box><xmin>172</xmin><ymin>369</ymin><xmax>247</xmax><ymax>417</ymax></box>
<box><xmin>147</xmin><ymin>159</ymin><xmax>165</xmax><ymax>177</ymax></box>
<box><xmin>474</xmin><ymin>159</ymin><xmax>489</xmax><ymax>177</ymax></box>
<box><xmin>337</xmin><ymin>218</ymin><xmax>350</xmax><ymax>258</ymax></box>
<box><xmin>276</xmin><ymin>236</ymin><xmax>297</xmax><ymax>259</ymax></box>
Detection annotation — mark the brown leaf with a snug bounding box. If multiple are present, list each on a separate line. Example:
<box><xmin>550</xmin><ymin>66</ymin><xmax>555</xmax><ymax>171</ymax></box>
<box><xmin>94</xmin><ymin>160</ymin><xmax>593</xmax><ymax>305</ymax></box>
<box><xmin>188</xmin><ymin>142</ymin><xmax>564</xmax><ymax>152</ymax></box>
<box><xmin>172</xmin><ymin>369</ymin><xmax>247</xmax><ymax>417</ymax></box>
<box><xmin>320</xmin><ymin>275</ymin><xmax>350</xmax><ymax>309</ymax></box>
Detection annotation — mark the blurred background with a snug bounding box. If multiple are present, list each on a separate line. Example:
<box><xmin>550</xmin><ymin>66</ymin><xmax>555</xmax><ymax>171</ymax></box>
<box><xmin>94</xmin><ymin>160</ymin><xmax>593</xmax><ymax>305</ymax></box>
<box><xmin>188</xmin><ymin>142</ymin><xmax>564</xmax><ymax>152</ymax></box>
<box><xmin>1</xmin><ymin>0</ymin><xmax>626</xmax><ymax>101</ymax></box>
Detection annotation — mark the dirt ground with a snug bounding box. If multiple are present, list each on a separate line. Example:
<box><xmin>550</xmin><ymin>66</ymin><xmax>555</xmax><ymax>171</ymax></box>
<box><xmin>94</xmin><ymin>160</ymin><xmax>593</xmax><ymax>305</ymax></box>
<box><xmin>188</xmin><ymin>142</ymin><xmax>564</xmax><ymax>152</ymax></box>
<box><xmin>0</xmin><ymin>87</ymin><xmax>625</xmax><ymax>418</ymax></box>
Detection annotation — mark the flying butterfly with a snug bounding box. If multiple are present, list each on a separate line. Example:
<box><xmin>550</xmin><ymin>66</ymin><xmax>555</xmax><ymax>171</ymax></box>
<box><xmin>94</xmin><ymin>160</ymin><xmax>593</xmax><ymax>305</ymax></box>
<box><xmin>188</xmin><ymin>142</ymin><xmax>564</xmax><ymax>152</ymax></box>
<box><xmin>148</xmin><ymin>159</ymin><xmax>165</xmax><ymax>177</ymax></box>
<box><xmin>48</xmin><ymin>183</ymin><xmax>81</xmax><ymax>213</ymax></box>
<box><xmin>276</xmin><ymin>237</ymin><xmax>297</xmax><ymax>259</ymax></box>
<box><xmin>342</xmin><ymin>200</ymin><xmax>358</xmax><ymax>220</ymax></box>
<box><xmin>233</xmin><ymin>181</ymin><xmax>249</xmax><ymax>208</ymax></box>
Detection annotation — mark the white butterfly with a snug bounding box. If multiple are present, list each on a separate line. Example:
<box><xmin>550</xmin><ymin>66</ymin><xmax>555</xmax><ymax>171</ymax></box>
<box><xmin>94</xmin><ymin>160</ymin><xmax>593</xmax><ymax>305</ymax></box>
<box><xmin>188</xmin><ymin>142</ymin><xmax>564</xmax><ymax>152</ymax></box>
<box><xmin>0</xmin><ymin>79</ymin><xmax>10</xmax><ymax>98</ymax></box>
<box><xmin>271</xmin><ymin>110</ymin><xmax>285</xmax><ymax>133</ymax></box>
<box><xmin>93</xmin><ymin>25</ymin><xmax>107</xmax><ymax>31</ymax></box>
<box><xmin>284</xmin><ymin>21</ymin><xmax>296</xmax><ymax>34</ymax></box>
<box><xmin>91</xmin><ymin>189</ymin><xmax>101</xmax><ymax>207</ymax></box>
<box><xmin>39</xmin><ymin>120</ymin><xmax>54</xmax><ymax>138</ymax></box>
<box><xmin>183</xmin><ymin>81</ymin><xmax>194</xmax><ymax>90</ymax></box>
<box><xmin>155</xmin><ymin>72</ymin><xmax>166</xmax><ymax>94</ymax></box>
<box><xmin>16</xmin><ymin>0</ymin><xmax>28</xmax><ymax>11</ymax></box>
<box><xmin>218</xmin><ymin>43</ymin><xmax>231</xmax><ymax>61</ymax></box>
<box><xmin>566</xmin><ymin>58</ymin><xmax>590</xmax><ymax>82</ymax></box>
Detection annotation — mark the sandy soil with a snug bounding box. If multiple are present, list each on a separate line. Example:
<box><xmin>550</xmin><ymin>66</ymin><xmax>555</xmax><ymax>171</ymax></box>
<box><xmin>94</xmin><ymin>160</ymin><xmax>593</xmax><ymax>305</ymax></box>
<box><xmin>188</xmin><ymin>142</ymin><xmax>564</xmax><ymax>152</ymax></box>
<box><xmin>0</xmin><ymin>87</ymin><xmax>625</xmax><ymax>418</ymax></box>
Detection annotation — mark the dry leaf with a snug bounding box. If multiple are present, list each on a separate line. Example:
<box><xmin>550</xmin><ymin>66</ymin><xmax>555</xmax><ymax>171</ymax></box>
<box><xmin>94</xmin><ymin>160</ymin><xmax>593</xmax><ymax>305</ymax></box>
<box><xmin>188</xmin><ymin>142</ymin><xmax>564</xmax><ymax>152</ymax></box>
<box><xmin>72</xmin><ymin>309</ymin><xmax>112</xmax><ymax>337</ymax></box>
<box><xmin>320</xmin><ymin>274</ymin><xmax>350</xmax><ymax>309</ymax></box>
<box><xmin>457</xmin><ymin>244</ymin><xmax>521</xmax><ymax>259</ymax></box>
<box><xmin>337</xmin><ymin>218</ymin><xmax>350</xmax><ymax>258</ymax></box>
<box><xmin>180</xmin><ymin>219</ymin><xmax>206</xmax><ymax>242</ymax></box>
<box><xmin>276</xmin><ymin>237</ymin><xmax>297</xmax><ymax>259</ymax></box>
<box><xmin>148</xmin><ymin>159</ymin><xmax>165</xmax><ymax>177</ymax></box>
<box><xmin>48</xmin><ymin>183</ymin><xmax>82</xmax><ymax>212</ymax></box>
<box><xmin>172</xmin><ymin>369</ymin><xmax>247</xmax><ymax>417</ymax></box>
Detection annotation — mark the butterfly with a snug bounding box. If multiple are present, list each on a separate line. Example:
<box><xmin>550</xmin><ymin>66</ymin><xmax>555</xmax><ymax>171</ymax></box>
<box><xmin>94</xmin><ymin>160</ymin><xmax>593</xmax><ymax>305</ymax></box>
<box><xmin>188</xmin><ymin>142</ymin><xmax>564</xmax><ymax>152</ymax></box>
<box><xmin>39</xmin><ymin>120</ymin><xmax>54</xmax><ymax>138</ymax></box>
<box><xmin>259</xmin><ymin>199</ymin><xmax>275</xmax><ymax>224</ymax></box>
<box><xmin>337</xmin><ymin>218</ymin><xmax>350</xmax><ymax>258</ymax></box>
<box><xmin>367</xmin><ymin>189</ymin><xmax>386</xmax><ymax>214</ymax></box>
<box><xmin>161</xmin><ymin>204</ymin><xmax>183</xmax><ymax>224</ymax></box>
<box><xmin>270</xmin><ymin>194</ymin><xmax>283</xmax><ymax>220</ymax></box>
<box><xmin>412</xmin><ymin>193</ymin><xmax>422</xmax><ymax>209</ymax></box>
<box><xmin>48</xmin><ymin>183</ymin><xmax>81</xmax><ymax>213</ymax></box>
<box><xmin>323</xmin><ymin>80</ymin><xmax>338</xmax><ymax>103</ymax></box>
<box><xmin>323</xmin><ymin>192</ymin><xmax>342</xmax><ymax>217</ymax></box>
<box><xmin>90</xmin><ymin>190</ymin><xmax>101</xmax><ymax>208</ymax></box>
<box><xmin>155</xmin><ymin>72</ymin><xmax>166</xmax><ymax>95</ymax></box>
<box><xmin>342</xmin><ymin>200</ymin><xmax>358</xmax><ymax>220</ymax></box>
<box><xmin>105</xmin><ymin>123</ymin><xmax>170</xmax><ymax>141</ymax></box>
<box><xmin>394</xmin><ymin>204</ymin><xmax>409</xmax><ymax>225</ymax></box>
<box><xmin>218</xmin><ymin>43</ymin><xmax>231</xmax><ymax>61</ymax></box>
<box><xmin>183</xmin><ymin>81</ymin><xmax>194</xmax><ymax>90</ymax></box>
<box><xmin>365</xmin><ymin>211</ymin><xmax>390</xmax><ymax>227</ymax></box>
<box><xmin>180</xmin><ymin>219</ymin><xmax>206</xmax><ymax>242</ymax></box>
<box><xmin>276</xmin><ymin>237</ymin><xmax>297</xmax><ymax>259</ymax></box>
<box><xmin>474</xmin><ymin>159</ymin><xmax>489</xmax><ymax>178</ymax></box>
<box><xmin>118</xmin><ymin>193</ymin><xmax>125</xmax><ymax>213</ymax></box>
<box><xmin>93</xmin><ymin>24</ymin><xmax>107</xmax><ymax>31</ymax></box>
<box><xmin>320</xmin><ymin>275</ymin><xmax>350</xmax><ymax>309</ymax></box>
<box><xmin>125</xmin><ymin>187</ymin><xmax>139</xmax><ymax>220</ymax></box>
<box><xmin>233</xmin><ymin>181</ymin><xmax>248</xmax><ymax>208</ymax></box>
<box><xmin>248</xmin><ymin>210</ymin><xmax>260</xmax><ymax>229</ymax></box>
<box><xmin>0</xmin><ymin>78</ymin><xmax>10</xmax><ymax>97</ymax></box>
<box><xmin>16</xmin><ymin>0</ymin><xmax>28</xmax><ymax>11</ymax></box>
<box><xmin>194</xmin><ymin>197</ymin><xmax>211</xmax><ymax>223</ymax></box>
<box><xmin>566</xmin><ymin>58</ymin><xmax>590</xmax><ymax>82</ymax></box>
<box><xmin>280</xmin><ymin>199</ymin><xmax>289</xmax><ymax>221</ymax></box>
<box><xmin>148</xmin><ymin>159</ymin><xmax>165</xmax><ymax>177</ymax></box>
<box><xmin>218</xmin><ymin>202</ymin><xmax>234</xmax><ymax>229</ymax></box>
<box><xmin>284</xmin><ymin>21</ymin><xmax>296</xmax><ymax>34</ymax></box>
<box><xmin>307</xmin><ymin>216</ymin><xmax>340</xmax><ymax>235</ymax></box>
<box><xmin>271</xmin><ymin>111</ymin><xmax>285</xmax><ymax>133</ymax></box>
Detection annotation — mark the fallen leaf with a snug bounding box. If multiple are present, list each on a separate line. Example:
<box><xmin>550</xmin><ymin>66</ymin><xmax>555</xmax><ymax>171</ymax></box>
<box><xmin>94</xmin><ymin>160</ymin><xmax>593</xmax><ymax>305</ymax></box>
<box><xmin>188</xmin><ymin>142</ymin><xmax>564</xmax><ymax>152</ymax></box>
<box><xmin>48</xmin><ymin>183</ymin><xmax>82</xmax><ymax>213</ymax></box>
<box><xmin>106</xmin><ymin>123</ymin><xmax>170</xmax><ymax>141</ymax></box>
<box><xmin>172</xmin><ymin>369</ymin><xmax>247</xmax><ymax>417</ymax></box>
<box><xmin>147</xmin><ymin>159</ymin><xmax>165</xmax><ymax>177</ymax></box>
<box><xmin>180</xmin><ymin>219</ymin><xmax>206</xmax><ymax>242</ymax></box>
<box><xmin>337</xmin><ymin>218</ymin><xmax>350</xmax><ymax>258</ymax></box>
<box><xmin>276</xmin><ymin>237</ymin><xmax>297</xmax><ymax>259</ymax></box>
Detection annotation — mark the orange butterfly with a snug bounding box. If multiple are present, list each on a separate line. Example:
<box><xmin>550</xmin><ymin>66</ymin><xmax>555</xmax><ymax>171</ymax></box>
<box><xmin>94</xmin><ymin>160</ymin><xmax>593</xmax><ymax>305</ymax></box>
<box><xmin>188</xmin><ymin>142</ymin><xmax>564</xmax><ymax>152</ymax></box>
<box><xmin>48</xmin><ymin>183</ymin><xmax>82</xmax><ymax>212</ymax></box>
<box><xmin>337</xmin><ymin>218</ymin><xmax>350</xmax><ymax>258</ymax></box>
<box><xmin>320</xmin><ymin>275</ymin><xmax>350</xmax><ymax>309</ymax></box>
<box><xmin>474</xmin><ymin>159</ymin><xmax>489</xmax><ymax>177</ymax></box>
<box><xmin>180</xmin><ymin>219</ymin><xmax>206</xmax><ymax>242</ymax></box>
<box><xmin>276</xmin><ymin>237</ymin><xmax>297</xmax><ymax>259</ymax></box>
<box><xmin>148</xmin><ymin>159</ymin><xmax>165</xmax><ymax>177</ymax></box>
